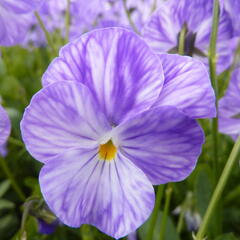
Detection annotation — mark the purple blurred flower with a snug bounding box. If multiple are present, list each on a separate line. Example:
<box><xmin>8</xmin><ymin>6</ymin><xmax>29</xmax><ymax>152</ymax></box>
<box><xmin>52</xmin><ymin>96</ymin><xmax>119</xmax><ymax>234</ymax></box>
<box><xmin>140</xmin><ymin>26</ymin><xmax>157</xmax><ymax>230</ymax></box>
<box><xmin>0</xmin><ymin>0</ymin><xmax>44</xmax><ymax>46</ymax></box>
<box><xmin>38</xmin><ymin>219</ymin><xmax>59</xmax><ymax>234</ymax></box>
<box><xmin>127</xmin><ymin>231</ymin><xmax>138</xmax><ymax>240</ymax></box>
<box><xmin>142</xmin><ymin>0</ymin><xmax>234</xmax><ymax>73</ymax></box>
<box><xmin>0</xmin><ymin>105</ymin><xmax>10</xmax><ymax>156</ymax></box>
<box><xmin>21</xmin><ymin>28</ymin><xmax>215</xmax><ymax>238</ymax></box>
<box><xmin>219</xmin><ymin>69</ymin><xmax>240</xmax><ymax>139</ymax></box>
<box><xmin>24</xmin><ymin>0</ymin><xmax>121</xmax><ymax>46</ymax></box>
<box><xmin>221</xmin><ymin>0</ymin><xmax>240</xmax><ymax>36</ymax></box>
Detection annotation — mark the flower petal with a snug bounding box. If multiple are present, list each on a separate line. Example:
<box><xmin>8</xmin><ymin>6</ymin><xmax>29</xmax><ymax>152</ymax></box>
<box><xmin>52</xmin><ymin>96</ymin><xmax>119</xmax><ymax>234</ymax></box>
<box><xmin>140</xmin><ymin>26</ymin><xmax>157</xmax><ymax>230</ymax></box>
<box><xmin>153</xmin><ymin>54</ymin><xmax>216</xmax><ymax>119</ymax></box>
<box><xmin>42</xmin><ymin>27</ymin><xmax>164</xmax><ymax>124</ymax></box>
<box><xmin>1</xmin><ymin>0</ymin><xmax>43</xmax><ymax>13</ymax></box>
<box><xmin>0</xmin><ymin>105</ymin><xmax>11</xmax><ymax>146</ymax></box>
<box><xmin>0</xmin><ymin>8</ymin><xmax>31</xmax><ymax>46</ymax></box>
<box><xmin>142</xmin><ymin>2</ymin><xmax>179</xmax><ymax>52</ymax></box>
<box><xmin>219</xmin><ymin>69</ymin><xmax>240</xmax><ymax>136</ymax></box>
<box><xmin>39</xmin><ymin>148</ymin><xmax>154</xmax><ymax>239</ymax></box>
<box><xmin>113</xmin><ymin>106</ymin><xmax>204</xmax><ymax>184</ymax></box>
<box><xmin>21</xmin><ymin>81</ymin><xmax>111</xmax><ymax>163</ymax></box>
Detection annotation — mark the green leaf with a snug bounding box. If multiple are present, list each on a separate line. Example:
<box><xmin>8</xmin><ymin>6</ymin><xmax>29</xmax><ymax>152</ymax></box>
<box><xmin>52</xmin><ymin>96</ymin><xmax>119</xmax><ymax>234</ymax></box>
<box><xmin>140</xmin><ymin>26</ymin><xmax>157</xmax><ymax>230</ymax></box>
<box><xmin>138</xmin><ymin>211</ymin><xmax>180</xmax><ymax>240</ymax></box>
<box><xmin>194</xmin><ymin>165</ymin><xmax>214</xmax><ymax>217</ymax></box>
<box><xmin>0</xmin><ymin>199</ymin><xmax>15</xmax><ymax>211</ymax></box>
<box><xmin>0</xmin><ymin>180</ymin><xmax>11</xmax><ymax>198</ymax></box>
<box><xmin>215</xmin><ymin>233</ymin><xmax>238</xmax><ymax>240</ymax></box>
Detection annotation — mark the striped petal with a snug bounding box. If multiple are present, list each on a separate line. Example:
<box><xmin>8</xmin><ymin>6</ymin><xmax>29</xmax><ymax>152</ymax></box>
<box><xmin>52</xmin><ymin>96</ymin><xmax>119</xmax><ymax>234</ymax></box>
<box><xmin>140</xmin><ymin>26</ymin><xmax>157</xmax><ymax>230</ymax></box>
<box><xmin>0</xmin><ymin>105</ymin><xmax>11</xmax><ymax>146</ymax></box>
<box><xmin>42</xmin><ymin>28</ymin><xmax>164</xmax><ymax>125</ymax></box>
<box><xmin>113</xmin><ymin>106</ymin><xmax>204</xmax><ymax>184</ymax></box>
<box><xmin>21</xmin><ymin>81</ymin><xmax>111</xmax><ymax>163</ymax></box>
<box><xmin>153</xmin><ymin>54</ymin><xmax>216</xmax><ymax>119</ymax></box>
<box><xmin>219</xmin><ymin>69</ymin><xmax>240</xmax><ymax>137</ymax></box>
<box><xmin>39</xmin><ymin>148</ymin><xmax>154</xmax><ymax>239</ymax></box>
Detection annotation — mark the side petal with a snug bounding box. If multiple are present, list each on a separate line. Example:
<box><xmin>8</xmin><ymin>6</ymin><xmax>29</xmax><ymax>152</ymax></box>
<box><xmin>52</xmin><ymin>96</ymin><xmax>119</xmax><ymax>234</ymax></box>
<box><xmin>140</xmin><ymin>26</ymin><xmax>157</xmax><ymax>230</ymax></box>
<box><xmin>153</xmin><ymin>54</ymin><xmax>216</xmax><ymax>119</ymax></box>
<box><xmin>21</xmin><ymin>81</ymin><xmax>111</xmax><ymax>163</ymax></box>
<box><xmin>42</xmin><ymin>27</ymin><xmax>164</xmax><ymax>125</ymax></box>
<box><xmin>0</xmin><ymin>105</ymin><xmax>11</xmax><ymax>146</ymax></box>
<box><xmin>39</xmin><ymin>148</ymin><xmax>154</xmax><ymax>239</ymax></box>
<box><xmin>113</xmin><ymin>106</ymin><xmax>204</xmax><ymax>185</ymax></box>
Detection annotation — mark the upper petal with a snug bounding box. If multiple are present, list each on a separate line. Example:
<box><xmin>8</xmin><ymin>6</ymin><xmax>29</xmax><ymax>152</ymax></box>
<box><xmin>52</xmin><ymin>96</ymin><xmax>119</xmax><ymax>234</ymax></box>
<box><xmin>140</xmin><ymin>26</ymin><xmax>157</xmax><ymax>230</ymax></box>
<box><xmin>113</xmin><ymin>106</ymin><xmax>204</xmax><ymax>185</ymax></box>
<box><xmin>153</xmin><ymin>54</ymin><xmax>216</xmax><ymax>119</ymax></box>
<box><xmin>0</xmin><ymin>105</ymin><xmax>11</xmax><ymax>146</ymax></box>
<box><xmin>39</xmin><ymin>148</ymin><xmax>154</xmax><ymax>239</ymax></box>
<box><xmin>21</xmin><ymin>81</ymin><xmax>111</xmax><ymax>163</ymax></box>
<box><xmin>42</xmin><ymin>27</ymin><xmax>164</xmax><ymax>125</ymax></box>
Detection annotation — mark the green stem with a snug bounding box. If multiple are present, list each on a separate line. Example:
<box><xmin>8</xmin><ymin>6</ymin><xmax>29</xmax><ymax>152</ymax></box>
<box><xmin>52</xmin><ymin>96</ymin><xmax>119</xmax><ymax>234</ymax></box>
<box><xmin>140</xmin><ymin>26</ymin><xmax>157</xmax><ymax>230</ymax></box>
<box><xmin>176</xmin><ymin>203</ymin><xmax>186</xmax><ymax>234</ymax></box>
<box><xmin>151</xmin><ymin>0</ymin><xmax>158</xmax><ymax>13</ymax></box>
<box><xmin>0</xmin><ymin>156</ymin><xmax>25</xmax><ymax>201</ymax></box>
<box><xmin>209</xmin><ymin>0</ymin><xmax>220</xmax><ymax>179</ymax></box>
<box><xmin>34</xmin><ymin>11</ymin><xmax>57</xmax><ymax>55</ymax></box>
<box><xmin>122</xmin><ymin>0</ymin><xmax>140</xmax><ymax>34</ymax></box>
<box><xmin>196</xmin><ymin>135</ymin><xmax>240</xmax><ymax>240</ymax></box>
<box><xmin>208</xmin><ymin>0</ymin><xmax>221</xmax><ymax>236</ymax></box>
<box><xmin>178</xmin><ymin>24</ymin><xmax>187</xmax><ymax>55</ymax></box>
<box><xmin>146</xmin><ymin>185</ymin><xmax>165</xmax><ymax>240</ymax></box>
<box><xmin>159</xmin><ymin>184</ymin><xmax>173</xmax><ymax>240</ymax></box>
<box><xmin>8</xmin><ymin>137</ymin><xmax>25</xmax><ymax>147</ymax></box>
<box><xmin>65</xmin><ymin>0</ymin><xmax>71</xmax><ymax>43</ymax></box>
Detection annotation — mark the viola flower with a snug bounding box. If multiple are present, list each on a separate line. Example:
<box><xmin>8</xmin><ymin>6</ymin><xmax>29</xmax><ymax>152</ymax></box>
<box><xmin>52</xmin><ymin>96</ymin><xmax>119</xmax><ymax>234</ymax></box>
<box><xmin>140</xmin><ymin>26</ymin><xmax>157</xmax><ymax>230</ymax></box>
<box><xmin>0</xmin><ymin>0</ymin><xmax>43</xmax><ymax>46</ymax></box>
<box><xmin>219</xmin><ymin>69</ymin><xmax>240</xmax><ymax>139</ymax></box>
<box><xmin>0</xmin><ymin>105</ymin><xmax>11</xmax><ymax>156</ymax></box>
<box><xmin>142</xmin><ymin>0</ymin><xmax>234</xmax><ymax>73</ymax></box>
<box><xmin>21</xmin><ymin>28</ymin><xmax>215</xmax><ymax>238</ymax></box>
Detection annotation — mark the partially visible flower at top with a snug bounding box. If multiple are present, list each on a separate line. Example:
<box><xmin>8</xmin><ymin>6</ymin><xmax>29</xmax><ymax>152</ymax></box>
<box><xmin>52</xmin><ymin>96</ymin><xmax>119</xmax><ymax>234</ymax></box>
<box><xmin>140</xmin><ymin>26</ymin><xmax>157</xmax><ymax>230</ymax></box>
<box><xmin>219</xmin><ymin>68</ymin><xmax>240</xmax><ymax>140</ymax></box>
<box><xmin>109</xmin><ymin>0</ymin><xmax>163</xmax><ymax>32</ymax></box>
<box><xmin>0</xmin><ymin>0</ymin><xmax>44</xmax><ymax>46</ymax></box>
<box><xmin>220</xmin><ymin>0</ymin><xmax>240</xmax><ymax>36</ymax></box>
<box><xmin>21</xmin><ymin>28</ymin><xmax>215</xmax><ymax>238</ymax></box>
<box><xmin>25</xmin><ymin>0</ymin><xmax>122</xmax><ymax>46</ymax></box>
<box><xmin>142</xmin><ymin>0</ymin><xmax>234</xmax><ymax>73</ymax></box>
<box><xmin>0</xmin><ymin>105</ymin><xmax>11</xmax><ymax>156</ymax></box>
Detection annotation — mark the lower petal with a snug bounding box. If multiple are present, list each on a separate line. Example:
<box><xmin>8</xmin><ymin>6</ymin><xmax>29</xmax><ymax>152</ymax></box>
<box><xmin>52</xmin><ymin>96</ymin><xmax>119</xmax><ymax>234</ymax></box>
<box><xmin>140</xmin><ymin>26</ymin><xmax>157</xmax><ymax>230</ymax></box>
<box><xmin>39</xmin><ymin>148</ymin><xmax>154</xmax><ymax>239</ymax></box>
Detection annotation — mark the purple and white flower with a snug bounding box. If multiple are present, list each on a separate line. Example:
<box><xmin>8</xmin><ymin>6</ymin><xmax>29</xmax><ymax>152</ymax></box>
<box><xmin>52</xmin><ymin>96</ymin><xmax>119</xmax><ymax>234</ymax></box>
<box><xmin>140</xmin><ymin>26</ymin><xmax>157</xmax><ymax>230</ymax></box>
<box><xmin>0</xmin><ymin>105</ymin><xmax>11</xmax><ymax>156</ymax></box>
<box><xmin>21</xmin><ymin>28</ymin><xmax>215</xmax><ymax>238</ymax></box>
<box><xmin>0</xmin><ymin>0</ymin><xmax>43</xmax><ymax>46</ymax></box>
<box><xmin>219</xmin><ymin>69</ymin><xmax>240</xmax><ymax>139</ymax></box>
<box><xmin>142</xmin><ymin>0</ymin><xmax>234</xmax><ymax>73</ymax></box>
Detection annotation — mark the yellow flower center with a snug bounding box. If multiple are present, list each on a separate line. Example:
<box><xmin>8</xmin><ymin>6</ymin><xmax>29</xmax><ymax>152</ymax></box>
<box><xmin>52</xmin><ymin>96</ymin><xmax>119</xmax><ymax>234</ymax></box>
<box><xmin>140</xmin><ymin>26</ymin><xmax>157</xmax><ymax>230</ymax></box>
<box><xmin>99</xmin><ymin>140</ymin><xmax>117</xmax><ymax>161</ymax></box>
